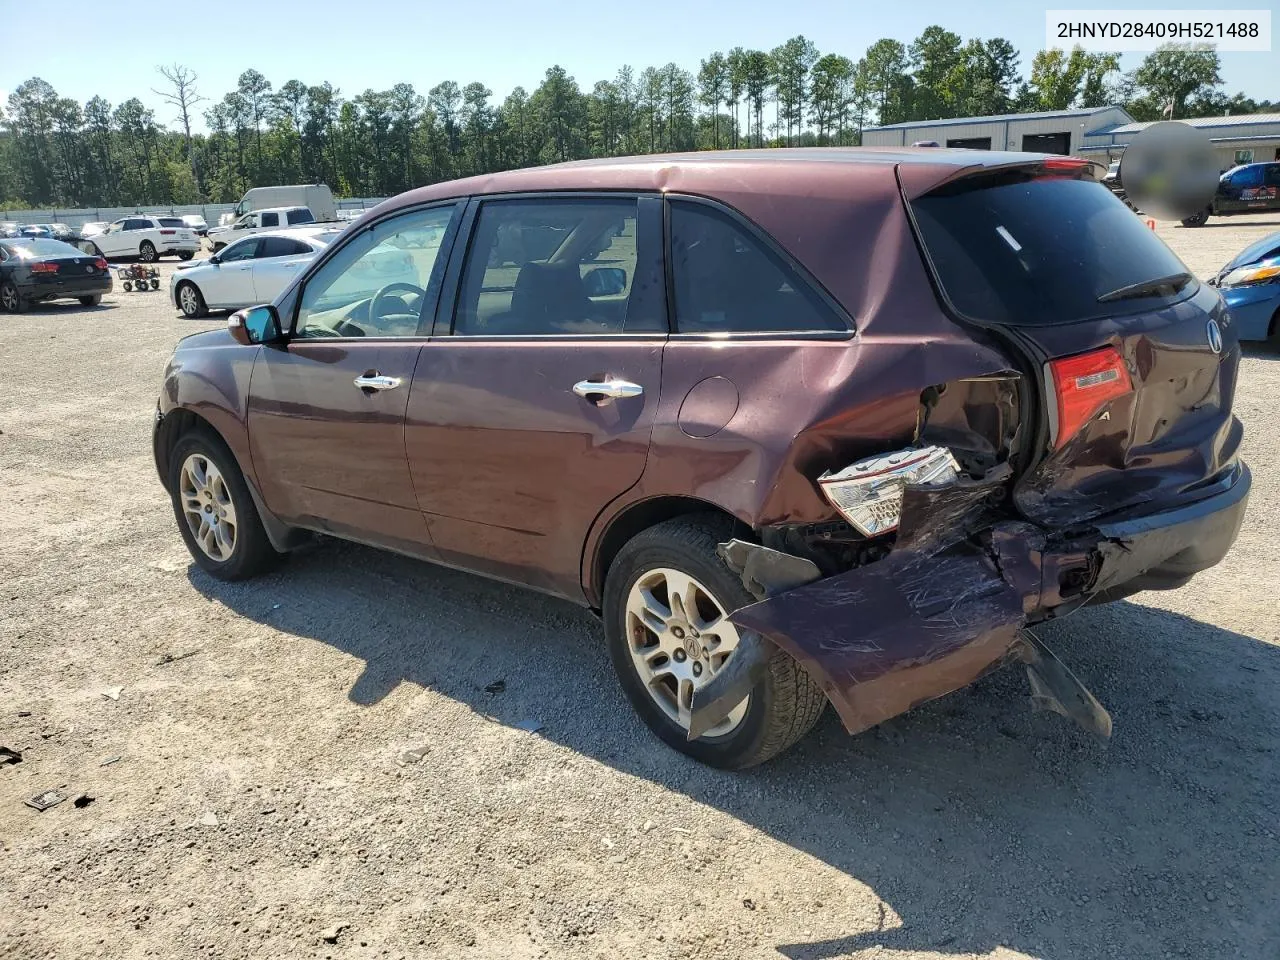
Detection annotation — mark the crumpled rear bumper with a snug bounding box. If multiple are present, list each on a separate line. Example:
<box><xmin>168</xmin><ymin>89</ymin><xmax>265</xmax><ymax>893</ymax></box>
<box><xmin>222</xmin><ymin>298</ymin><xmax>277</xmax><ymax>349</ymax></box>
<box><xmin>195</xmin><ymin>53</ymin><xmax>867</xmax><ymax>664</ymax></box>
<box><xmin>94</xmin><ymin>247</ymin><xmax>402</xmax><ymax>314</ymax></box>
<box><xmin>726</xmin><ymin>462</ymin><xmax>1251</xmax><ymax>735</ymax></box>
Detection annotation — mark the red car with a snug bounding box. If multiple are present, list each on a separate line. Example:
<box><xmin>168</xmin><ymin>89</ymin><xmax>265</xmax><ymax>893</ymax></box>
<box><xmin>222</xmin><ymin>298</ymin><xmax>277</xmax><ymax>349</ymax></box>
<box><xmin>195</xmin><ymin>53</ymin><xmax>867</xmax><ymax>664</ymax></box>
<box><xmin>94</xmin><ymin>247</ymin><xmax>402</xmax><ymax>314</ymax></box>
<box><xmin>154</xmin><ymin>149</ymin><xmax>1249</xmax><ymax>768</ymax></box>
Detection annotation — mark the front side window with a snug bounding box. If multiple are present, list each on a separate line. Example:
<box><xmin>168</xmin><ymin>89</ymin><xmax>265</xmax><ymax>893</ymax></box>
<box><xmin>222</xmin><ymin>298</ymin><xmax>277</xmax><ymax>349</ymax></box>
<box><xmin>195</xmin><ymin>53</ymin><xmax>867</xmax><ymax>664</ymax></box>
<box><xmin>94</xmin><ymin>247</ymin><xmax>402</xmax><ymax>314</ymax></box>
<box><xmin>261</xmin><ymin>212</ymin><xmax>279</xmax><ymax>228</ymax></box>
<box><xmin>219</xmin><ymin>238</ymin><xmax>260</xmax><ymax>262</ymax></box>
<box><xmin>295</xmin><ymin>203</ymin><xmax>456</xmax><ymax>339</ymax></box>
<box><xmin>669</xmin><ymin>200</ymin><xmax>846</xmax><ymax>334</ymax></box>
<box><xmin>454</xmin><ymin>197</ymin><xmax>640</xmax><ymax>336</ymax></box>
<box><xmin>124</xmin><ymin>219</ymin><xmax>148</xmax><ymax>231</ymax></box>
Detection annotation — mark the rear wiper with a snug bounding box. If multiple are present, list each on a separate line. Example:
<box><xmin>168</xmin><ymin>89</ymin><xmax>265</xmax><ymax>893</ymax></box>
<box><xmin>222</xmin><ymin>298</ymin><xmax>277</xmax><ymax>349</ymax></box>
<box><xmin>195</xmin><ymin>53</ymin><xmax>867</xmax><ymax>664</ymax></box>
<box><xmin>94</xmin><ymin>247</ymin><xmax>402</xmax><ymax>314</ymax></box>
<box><xmin>1097</xmin><ymin>272</ymin><xmax>1194</xmax><ymax>303</ymax></box>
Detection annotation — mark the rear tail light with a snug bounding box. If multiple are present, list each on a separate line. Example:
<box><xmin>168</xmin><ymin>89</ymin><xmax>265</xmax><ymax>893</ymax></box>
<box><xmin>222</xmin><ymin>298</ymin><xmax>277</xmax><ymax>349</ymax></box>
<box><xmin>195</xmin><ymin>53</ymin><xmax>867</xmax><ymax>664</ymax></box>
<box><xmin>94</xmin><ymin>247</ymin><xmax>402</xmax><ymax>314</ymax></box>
<box><xmin>818</xmin><ymin>446</ymin><xmax>961</xmax><ymax>536</ymax></box>
<box><xmin>1048</xmin><ymin>346</ymin><xmax>1132</xmax><ymax>449</ymax></box>
<box><xmin>1042</xmin><ymin>157</ymin><xmax>1090</xmax><ymax>172</ymax></box>
<box><xmin>30</xmin><ymin>262</ymin><xmax>58</xmax><ymax>273</ymax></box>
<box><xmin>160</xmin><ymin>229</ymin><xmax>176</xmax><ymax>235</ymax></box>
<box><xmin>94</xmin><ymin>257</ymin><xmax>108</xmax><ymax>270</ymax></box>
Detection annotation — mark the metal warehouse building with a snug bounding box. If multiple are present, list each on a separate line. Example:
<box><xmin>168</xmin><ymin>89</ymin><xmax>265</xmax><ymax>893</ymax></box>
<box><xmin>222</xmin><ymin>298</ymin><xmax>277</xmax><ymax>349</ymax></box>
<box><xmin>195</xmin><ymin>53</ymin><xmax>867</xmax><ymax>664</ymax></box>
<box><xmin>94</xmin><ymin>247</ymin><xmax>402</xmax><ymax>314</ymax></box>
<box><xmin>861</xmin><ymin>106</ymin><xmax>1134</xmax><ymax>156</ymax></box>
<box><xmin>1079</xmin><ymin>114</ymin><xmax>1280</xmax><ymax>171</ymax></box>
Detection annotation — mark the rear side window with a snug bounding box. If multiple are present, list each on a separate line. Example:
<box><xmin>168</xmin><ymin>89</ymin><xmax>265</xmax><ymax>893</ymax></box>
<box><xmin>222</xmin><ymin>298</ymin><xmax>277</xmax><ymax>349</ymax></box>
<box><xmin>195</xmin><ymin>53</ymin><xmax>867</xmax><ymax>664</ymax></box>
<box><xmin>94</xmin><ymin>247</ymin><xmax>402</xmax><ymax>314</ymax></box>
<box><xmin>261</xmin><ymin>212</ymin><xmax>280</xmax><ymax>228</ymax></box>
<box><xmin>286</xmin><ymin>209</ymin><xmax>315</xmax><ymax>225</ymax></box>
<box><xmin>259</xmin><ymin>236</ymin><xmax>311</xmax><ymax>258</ymax></box>
<box><xmin>669</xmin><ymin>201</ymin><xmax>845</xmax><ymax>334</ymax></box>
<box><xmin>911</xmin><ymin>175</ymin><xmax>1193</xmax><ymax>326</ymax></box>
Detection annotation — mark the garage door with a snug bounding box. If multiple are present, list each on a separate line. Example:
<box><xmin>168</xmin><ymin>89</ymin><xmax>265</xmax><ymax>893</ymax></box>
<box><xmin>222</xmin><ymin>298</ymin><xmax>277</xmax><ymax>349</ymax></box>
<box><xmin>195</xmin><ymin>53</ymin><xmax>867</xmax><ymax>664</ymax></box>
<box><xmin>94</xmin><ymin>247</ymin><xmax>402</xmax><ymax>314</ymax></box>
<box><xmin>1022</xmin><ymin>132</ymin><xmax>1071</xmax><ymax>155</ymax></box>
<box><xmin>947</xmin><ymin>137</ymin><xmax>992</xmax><ymax>149</ymax></box>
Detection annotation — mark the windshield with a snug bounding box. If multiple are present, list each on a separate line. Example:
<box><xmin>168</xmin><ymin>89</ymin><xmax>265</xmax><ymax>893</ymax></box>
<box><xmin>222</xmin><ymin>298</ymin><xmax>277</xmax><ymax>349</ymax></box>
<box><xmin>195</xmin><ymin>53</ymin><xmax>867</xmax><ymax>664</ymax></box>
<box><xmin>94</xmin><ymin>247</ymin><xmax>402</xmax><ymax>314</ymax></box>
<box><xmin>3</xmin><ymin>238</ymin><xmax>85</xmax><ymax>257</ymax></box>
<box><xmin>911</xmin><ymin>173</ymin><xmax>1194</xmax><ymax>325</ymax></box>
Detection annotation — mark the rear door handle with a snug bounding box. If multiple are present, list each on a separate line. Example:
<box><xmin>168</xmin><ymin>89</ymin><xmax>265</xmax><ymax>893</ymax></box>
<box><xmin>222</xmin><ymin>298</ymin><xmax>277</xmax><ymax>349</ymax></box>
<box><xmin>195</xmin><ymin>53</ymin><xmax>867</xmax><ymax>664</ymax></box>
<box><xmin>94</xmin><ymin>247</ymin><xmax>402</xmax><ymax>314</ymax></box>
<box><xmin>572</xmin><ymin>379</ymin><xmax>644</xmax><ymax>401</ymax></box>
<box><xmin>354</xmin><ymin>374</ymin><xmax>402</xmax><ymax>391</ymax></box>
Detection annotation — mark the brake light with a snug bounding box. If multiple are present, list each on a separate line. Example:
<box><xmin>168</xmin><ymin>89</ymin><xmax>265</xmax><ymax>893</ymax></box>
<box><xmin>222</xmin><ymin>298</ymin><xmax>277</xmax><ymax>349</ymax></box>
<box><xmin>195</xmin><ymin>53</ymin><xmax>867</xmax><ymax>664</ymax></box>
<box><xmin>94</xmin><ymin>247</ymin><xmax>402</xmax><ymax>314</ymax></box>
<box><xmin>30</xmin><ymin>262</ymin><xmax>58</xmax><ymax>273</ymax></box>
<box><xmin>160</xmin><ymin>229</ymin><xmax>176</xmax><ymax>235</ymax></box>
<box><xmin>94</xmin><ymin>257</ymin><xmax>108</xmax><ymax>270</ymax></box>
<box><xmin>1048</xmin><ymin>346</ymin><xmax>1132</xmax><ymax>449</ymax></box>
<box><xmin>1042</xmin><ymin>157</ymin><xmax>1090</xmax><ymax>171</ymax></box>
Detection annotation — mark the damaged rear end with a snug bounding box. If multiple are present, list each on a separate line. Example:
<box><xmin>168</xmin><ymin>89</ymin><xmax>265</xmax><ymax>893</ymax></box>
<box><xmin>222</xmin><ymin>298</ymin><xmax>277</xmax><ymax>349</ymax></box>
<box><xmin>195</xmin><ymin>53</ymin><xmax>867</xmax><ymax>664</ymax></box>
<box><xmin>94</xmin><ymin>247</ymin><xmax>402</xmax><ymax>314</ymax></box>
<box><xmin>692</xmin><ymin>156</ymin><xmax>1251</xmax><ymax>741</ymax></box>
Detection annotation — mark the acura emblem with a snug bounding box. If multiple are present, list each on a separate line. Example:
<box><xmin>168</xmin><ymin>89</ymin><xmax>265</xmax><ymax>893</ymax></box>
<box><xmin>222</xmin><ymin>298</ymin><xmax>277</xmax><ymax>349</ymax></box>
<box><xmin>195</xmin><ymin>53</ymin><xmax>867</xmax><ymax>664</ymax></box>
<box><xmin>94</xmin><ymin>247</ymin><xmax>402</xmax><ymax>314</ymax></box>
<box><xmin>1206</xmin><ymin>319</ymin><xmax>1223</xmax><ymax>355</ymax></box>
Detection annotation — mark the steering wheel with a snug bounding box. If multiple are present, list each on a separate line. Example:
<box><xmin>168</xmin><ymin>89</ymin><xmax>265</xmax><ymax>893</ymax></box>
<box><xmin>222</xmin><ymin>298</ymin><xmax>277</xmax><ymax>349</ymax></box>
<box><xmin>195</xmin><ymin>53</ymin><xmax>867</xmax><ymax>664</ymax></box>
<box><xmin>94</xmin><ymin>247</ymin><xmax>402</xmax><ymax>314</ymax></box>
<box><xmin>370</xmin><ymin>282</ymin><xmax>425</xmax><ymax>325</ymax></box>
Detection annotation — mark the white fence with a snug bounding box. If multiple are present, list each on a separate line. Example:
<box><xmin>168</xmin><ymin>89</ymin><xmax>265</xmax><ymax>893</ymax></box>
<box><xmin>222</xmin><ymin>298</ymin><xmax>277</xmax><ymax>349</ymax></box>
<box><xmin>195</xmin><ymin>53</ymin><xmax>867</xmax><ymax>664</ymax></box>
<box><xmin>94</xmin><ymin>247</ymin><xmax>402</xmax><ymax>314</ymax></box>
<box><xmin>1</xmin><ymin>198</ymin><xmax>388</xmax><ymax>228</ymax></box>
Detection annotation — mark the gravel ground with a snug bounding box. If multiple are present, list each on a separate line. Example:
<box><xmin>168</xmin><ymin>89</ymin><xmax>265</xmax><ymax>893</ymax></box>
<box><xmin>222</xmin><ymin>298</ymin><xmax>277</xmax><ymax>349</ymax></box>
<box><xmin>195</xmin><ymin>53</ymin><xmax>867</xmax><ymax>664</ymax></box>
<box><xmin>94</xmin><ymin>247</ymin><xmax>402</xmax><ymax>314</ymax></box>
<box><xmin>2</xmin><ymin>215</ymin><xmax>1279</xmax><ymax>960</ymax></box>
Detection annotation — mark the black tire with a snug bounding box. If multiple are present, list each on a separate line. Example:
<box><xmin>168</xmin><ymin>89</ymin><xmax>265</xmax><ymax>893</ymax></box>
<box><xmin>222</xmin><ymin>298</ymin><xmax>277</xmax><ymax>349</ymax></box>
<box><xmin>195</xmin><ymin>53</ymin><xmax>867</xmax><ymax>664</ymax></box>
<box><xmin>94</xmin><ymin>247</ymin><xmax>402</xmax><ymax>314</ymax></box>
<box><xmin>138</xmin><ymin>240</ymin><xmax>157</xmax><ymax>262</ymax></box>
<box><xmin>176</xmin><ymin>281</ymin><xmax>207</xmax><ymax>318</ymax></box>
<box><xmin>603</xmin><ymin>514</ymin><xmax>826</xmax><ymax>769</ymax></box>
<box><xmin>167</xmin><ymin>428</ymin><xmax>282</xmax><ymax>581</ymax></box>
<box><xmin>78</xmin><ymin>295</ymin><xmax>102</xmax><ymax>307</ymax></box>
<box><xmin>1181</xmin><ymin>207</ymin><xmax>1210</xmax><ymax>227</ymax></box>
<box><xmin>0</xmin><ymin>281</ymin><xmax>27</xmax><ymax>313</ymax></box>
<box><xmin>178</xmin><ymin>250</ymin><xmax>195</xmax><ymax>261</ymax></box>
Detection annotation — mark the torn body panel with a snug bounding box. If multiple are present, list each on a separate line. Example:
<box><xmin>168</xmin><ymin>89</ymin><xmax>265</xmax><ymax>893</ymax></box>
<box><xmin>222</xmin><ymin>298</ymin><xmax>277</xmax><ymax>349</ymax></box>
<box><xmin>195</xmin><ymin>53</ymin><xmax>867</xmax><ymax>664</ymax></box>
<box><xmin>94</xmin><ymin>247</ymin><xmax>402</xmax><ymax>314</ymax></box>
<box><xmin>719</xmin><ymin>456</ymin><xmax>1250</xmax><ymax>738</ymax></box>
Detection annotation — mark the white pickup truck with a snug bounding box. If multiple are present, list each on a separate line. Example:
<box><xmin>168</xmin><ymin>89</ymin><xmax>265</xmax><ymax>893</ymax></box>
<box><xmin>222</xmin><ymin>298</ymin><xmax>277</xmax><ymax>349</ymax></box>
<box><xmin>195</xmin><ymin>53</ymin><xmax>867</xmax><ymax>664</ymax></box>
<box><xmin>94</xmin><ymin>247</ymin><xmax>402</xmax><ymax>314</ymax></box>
<box><xmin>206</xmin><ymin>206</ymin><xmax>327</xmax><ymax>252</ymax></box>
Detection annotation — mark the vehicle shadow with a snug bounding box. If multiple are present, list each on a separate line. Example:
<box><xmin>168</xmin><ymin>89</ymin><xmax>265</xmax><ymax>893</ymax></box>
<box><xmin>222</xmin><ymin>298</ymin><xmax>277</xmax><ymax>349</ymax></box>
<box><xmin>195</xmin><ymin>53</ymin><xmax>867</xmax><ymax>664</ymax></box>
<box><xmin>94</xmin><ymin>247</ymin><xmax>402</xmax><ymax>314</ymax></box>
<box><xmin>1242</xmin><ymin>341</ymin><xmax>1280</xmax><ymax>360</ymax></box>
<box><xmin>189</xmin><ymin>540</ymin><xmax>1280</xmax><ymax>959</ymax></box>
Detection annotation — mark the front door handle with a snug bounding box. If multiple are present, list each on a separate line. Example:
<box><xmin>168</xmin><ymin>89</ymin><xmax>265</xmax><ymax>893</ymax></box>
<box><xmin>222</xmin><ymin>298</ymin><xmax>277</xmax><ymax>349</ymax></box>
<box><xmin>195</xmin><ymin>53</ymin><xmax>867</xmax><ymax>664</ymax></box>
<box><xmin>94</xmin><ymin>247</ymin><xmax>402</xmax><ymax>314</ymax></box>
<box><xmin>353</xmin><ymin>374</ymin><xmax>402</xmax><ymax>391</ymax></box>
<box><xmin>572</xmin><ymin>379</ymin><xmax>644</xmax><ymax>401</ymax></box>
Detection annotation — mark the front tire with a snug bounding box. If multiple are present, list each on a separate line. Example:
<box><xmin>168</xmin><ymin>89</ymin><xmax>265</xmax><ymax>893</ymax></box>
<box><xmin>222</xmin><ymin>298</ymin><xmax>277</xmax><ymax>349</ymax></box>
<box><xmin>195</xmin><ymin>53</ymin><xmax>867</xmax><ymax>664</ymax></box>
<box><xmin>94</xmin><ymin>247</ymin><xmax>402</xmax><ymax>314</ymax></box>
<box><xmin>1181</xmin><ymin>207</ymin><xmax>1210</xmax><ymax>227</ymax></box>
<box><xmin>79</xmin><ymin>295</ymin><xmax>102</xmax><ymax>307</ymax></box>
<box><xmin>177</xmin><ymin>281</ymin><xmax>207</xmax><ymax>318</ymax></box>
<box><xmin>603</xmin><ymin>515</ymin><xmax>826</xmax><ymax>769</ymax></box>
<box><xmin>0</xmin><ymin>281</ymin><xmax>27</xmax><ymax>313</ymax></box>
<box><xmin>138</xmin><ymin>240</ymin><xmax>157</xmax><ymax>262</ymax></box>
<box><xmin>168</xmin><ymin>429</ymin><xmax>281</xmax><ymax>581</ymax></box>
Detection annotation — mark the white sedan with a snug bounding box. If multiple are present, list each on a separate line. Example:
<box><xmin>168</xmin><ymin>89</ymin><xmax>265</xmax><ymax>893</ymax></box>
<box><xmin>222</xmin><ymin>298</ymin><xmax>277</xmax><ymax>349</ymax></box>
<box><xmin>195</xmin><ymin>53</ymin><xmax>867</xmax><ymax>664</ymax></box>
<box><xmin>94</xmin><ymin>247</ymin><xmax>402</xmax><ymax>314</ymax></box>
<box><xmin>170</xmin><ymin>230</ymin><xmax>335</xmax><ymax>317</ymax></box>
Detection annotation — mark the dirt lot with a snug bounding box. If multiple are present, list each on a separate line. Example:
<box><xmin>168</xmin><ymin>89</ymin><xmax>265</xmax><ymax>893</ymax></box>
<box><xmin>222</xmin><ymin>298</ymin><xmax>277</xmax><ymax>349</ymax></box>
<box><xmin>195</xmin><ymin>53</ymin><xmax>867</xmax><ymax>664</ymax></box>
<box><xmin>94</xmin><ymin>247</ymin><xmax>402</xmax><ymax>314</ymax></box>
<box><xmin>2</xmin><ymin>214</ymin><xmax>1279</xmax><ymax>960</ymax></box>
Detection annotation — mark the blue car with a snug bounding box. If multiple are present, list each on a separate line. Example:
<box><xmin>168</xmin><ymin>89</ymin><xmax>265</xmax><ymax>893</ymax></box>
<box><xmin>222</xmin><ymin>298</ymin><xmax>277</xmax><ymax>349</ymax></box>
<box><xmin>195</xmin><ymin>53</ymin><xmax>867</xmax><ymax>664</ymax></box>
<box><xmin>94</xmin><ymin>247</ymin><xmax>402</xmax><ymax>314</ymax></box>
<box><xmin>1209</xmin><ymin>230</ymin><xmax>1280</xmax><ymax>343</ymax></box>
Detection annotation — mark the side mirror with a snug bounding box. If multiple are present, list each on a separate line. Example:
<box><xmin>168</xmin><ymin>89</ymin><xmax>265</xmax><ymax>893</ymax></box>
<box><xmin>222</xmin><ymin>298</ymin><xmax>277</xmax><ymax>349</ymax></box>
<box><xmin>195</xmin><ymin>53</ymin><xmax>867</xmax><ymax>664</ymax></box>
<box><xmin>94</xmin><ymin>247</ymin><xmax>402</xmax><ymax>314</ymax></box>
<box><xmin>228</xmin><ymin>304</ymin><xmax>282</xmax><ymax>346</ymax></box>
<box><xmin>583</xmin><ymin>266</ymin><xmax>627</xmax><ymax>297</ymax></box>
<box><xmin>208</xmin><ymin>254</ymin><xmax>221</xmax><ymax>265</ymax></box>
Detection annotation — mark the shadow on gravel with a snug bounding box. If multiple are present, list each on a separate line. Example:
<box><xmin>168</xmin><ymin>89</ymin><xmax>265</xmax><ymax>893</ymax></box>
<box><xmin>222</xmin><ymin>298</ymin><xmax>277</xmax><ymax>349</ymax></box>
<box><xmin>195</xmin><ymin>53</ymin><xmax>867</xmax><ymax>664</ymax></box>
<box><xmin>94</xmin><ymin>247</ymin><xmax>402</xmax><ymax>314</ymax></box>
<box><xmin>191</xmin><ymin>541</ymin><xmax>1280</xmax><ymax>960</ymax></box>
<box><xmin>1242</xmin><ymin>342</ymin><xmax>1280</xmax><ymax>361</ymax></box>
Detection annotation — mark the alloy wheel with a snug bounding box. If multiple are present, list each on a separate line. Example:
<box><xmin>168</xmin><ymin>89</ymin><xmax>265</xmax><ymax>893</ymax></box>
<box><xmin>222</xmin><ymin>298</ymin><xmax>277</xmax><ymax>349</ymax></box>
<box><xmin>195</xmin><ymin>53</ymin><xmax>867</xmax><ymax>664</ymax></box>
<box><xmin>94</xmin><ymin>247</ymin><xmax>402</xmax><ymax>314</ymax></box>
<box><xmin>625</xmin><ymin>567</ymin><xmax>749</xmax><ymax>737</ymax></box>
<box><xmin>179</xmin><ymin>284</ymin><xmax>199</xmax><ymax>316</ymax></box>
<box><xmin>178</xmin><ymin>453</ymin><xmax>238</xmax><ymax>561</ymax></box>
<box><xmin>0</xmin><ymin>284</ymin><xmax>17</xmax><ymax>311</ymax></box>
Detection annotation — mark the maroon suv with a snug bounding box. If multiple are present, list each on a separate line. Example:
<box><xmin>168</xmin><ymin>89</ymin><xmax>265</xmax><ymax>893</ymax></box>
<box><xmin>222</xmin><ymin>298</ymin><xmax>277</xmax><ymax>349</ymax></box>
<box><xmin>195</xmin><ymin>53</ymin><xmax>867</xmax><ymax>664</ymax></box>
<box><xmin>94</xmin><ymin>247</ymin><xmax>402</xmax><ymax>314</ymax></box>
<box><xmin>154</xmin><ymin>149</ymin><xmax>1250</xmax><ymax>768</ymax></box>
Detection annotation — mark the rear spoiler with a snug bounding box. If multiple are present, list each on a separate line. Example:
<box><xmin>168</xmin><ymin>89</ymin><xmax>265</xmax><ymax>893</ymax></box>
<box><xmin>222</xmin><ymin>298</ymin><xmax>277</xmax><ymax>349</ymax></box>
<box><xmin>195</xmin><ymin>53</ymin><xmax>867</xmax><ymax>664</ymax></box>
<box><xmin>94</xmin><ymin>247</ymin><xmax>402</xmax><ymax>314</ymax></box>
<box><xmin>897</xmin><ymin>155</ymin><xmax>1106</xmax><ymax>200</ymax></box>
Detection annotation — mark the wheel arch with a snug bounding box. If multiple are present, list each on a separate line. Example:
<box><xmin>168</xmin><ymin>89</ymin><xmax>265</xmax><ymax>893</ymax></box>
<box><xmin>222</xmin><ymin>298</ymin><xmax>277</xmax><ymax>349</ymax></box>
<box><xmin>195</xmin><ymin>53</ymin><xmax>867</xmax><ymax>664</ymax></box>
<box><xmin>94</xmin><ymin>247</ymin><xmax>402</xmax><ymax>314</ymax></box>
<box><xmin>155</xmin><ymin>403</ymin><xmax>302</xmax><ymax>552</ymax></box>
<box><xmin>585</xmin><ymin>494</ymin><xmax>750</xmax><ymax>610</ymax></box>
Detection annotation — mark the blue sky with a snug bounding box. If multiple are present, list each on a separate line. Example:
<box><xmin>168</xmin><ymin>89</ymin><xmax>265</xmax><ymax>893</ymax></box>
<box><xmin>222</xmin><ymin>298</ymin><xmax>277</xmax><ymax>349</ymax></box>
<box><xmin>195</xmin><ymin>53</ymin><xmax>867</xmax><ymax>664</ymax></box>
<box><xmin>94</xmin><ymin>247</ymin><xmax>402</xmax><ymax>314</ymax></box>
<box><xmin>2</xmin><ymin>0</ymin><xmax>1275</xmax><ymax>129</ymax></box>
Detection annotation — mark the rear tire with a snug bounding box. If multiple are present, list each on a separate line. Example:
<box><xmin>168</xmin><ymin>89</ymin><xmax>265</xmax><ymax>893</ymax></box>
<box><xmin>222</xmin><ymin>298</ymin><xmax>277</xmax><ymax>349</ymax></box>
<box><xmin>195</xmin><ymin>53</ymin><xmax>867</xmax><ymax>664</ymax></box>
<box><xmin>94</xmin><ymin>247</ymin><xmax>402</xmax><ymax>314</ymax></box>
<box><xmin>168</xmin><ymin>428</ymin><xmax>282</xmax><ymax>581</ymax></box>
<box><xmin>1180</xmin><ymin>207</ymin><xmax>1210</xmax><ymax>227</ymax></box>
<box><xmin>138</xmin><ymin>240</ymin><xmax>157</xmax><ymax>262</ymax></box>
<box><xmin>78</xmin><ymin>295</ymin><xmax>102</xmax><ymax>307</ymax></box>
<box><xmin>177</xmin><ymin>281</ymin><xmax>207</xmax><ymax>318</ymax></box>
<box><xmin>603</xmin><ymin>514</ymin><xmax>826</xmax><ymax>769</ymax></box>
<box><xmin>178</xmin><ymin>251</ymin><xmax>195</xmax><ymax>261</ymax></box>
<box><xmin>1</xmin><ymin>281</ymin><xmax>27</xmax><ymax>313</ymax></box>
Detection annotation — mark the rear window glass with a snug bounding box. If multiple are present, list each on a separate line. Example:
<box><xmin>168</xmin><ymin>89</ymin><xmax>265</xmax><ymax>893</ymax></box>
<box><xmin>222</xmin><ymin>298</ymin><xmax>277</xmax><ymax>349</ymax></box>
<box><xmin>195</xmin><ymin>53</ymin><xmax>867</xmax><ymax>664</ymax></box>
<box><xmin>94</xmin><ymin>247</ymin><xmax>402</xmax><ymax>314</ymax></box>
<box><xmin>157</xmin><ymin>217</ymin><xmax>186</xmax><ymax>228</ymax></box>
<box><xmin>911</xmin><ymin>175</ymin><xmax>1194</xmax><ymax>325</ymax></box>
<box><xmin>4</xmin><ymin>238</ymin><xmax>83</xmax><ymax>257</ymax></box>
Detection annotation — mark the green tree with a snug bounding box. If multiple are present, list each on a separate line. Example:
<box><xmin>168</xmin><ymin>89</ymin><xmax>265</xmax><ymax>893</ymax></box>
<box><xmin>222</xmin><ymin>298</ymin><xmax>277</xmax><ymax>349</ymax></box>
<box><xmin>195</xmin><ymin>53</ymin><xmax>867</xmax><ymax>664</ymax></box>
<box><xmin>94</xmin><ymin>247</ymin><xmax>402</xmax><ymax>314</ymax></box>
<box><xmin>1132</xmin><ymin>43</ymin><xmax>1222</xmax><ymax>119</ymax></box>
<box><xmin>809</xmin><ymin>54</ymin><xmax>854</xmax><ymax>143</ymax></box>
<box><xmin>858</xmin><ymin>39</ymin><xmax>912</xmax><ymax>125</ymax></box>
<box><xmin>909</xmin><ymin>26</ymin><xmax>962</xmax><ymax>119</ymax></box>
<box><xmin>697</xmin><ymin>52</ymin><xmax>729</xmax><ymax>149</ymax></box>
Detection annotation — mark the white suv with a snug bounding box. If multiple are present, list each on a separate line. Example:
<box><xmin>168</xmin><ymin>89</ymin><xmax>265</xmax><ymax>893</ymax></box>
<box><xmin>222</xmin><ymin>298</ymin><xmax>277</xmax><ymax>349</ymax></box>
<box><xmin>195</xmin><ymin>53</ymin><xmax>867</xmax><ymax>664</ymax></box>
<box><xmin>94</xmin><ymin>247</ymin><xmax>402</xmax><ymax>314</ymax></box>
<box><xmin>94</xmin><ymin>215</ymin><xmax>200</xmax><ymax>262</ymax></box>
